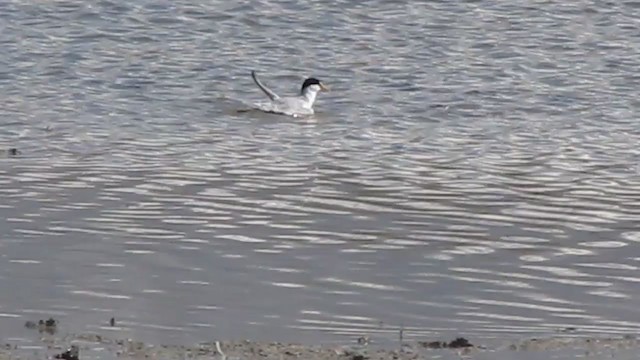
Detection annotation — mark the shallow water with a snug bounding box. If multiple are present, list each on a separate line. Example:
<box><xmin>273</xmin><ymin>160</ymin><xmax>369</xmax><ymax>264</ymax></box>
<box><xmin>1</xmin><ymin>0</ymin><xmax>640</xmax><ymax>347</ymax></box>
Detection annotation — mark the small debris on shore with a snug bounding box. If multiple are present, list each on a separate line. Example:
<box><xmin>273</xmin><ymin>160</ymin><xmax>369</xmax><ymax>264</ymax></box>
<box><xmin>1</xmin><ymin>148</ymin><xmax>20</xmax><ymax>157</ymax></box>
<box><xmin>345</xmin><ymin>352</ymin><xmax>367</xmax><ymax>360</ymax></box>
<box><xmin>356</xmin><ymin>336</ymin><xmax>369</xmax><ymax>345</ymax></box>
<box><xmin>419</xmin><ymin>337</ymin><xmax>473</xmax><ymax>349</ymax></box>
<box><xmin>24</xmin><ymin>321</ymin><xmax>37</xmax><ymax>329</ymax></box>
<box><xmin>557</xmin><ymin>327</ymin><xmax>577</xmax><ymax>333</ymax></box>
<box><xmin>54</xmin><ymin>345</ymin><xmax>79</xmax><ymax>360</ymax></box>
<box><xmin>449</xmin><ymin>337</ymin><xmax>472</xmax><ymax>348</ymax></box>
<box><xmin>24</xmin><ymin>318</ymin><xmax>58</xmax><ymax>335</ymax></box>
<box><xmin>343</xmin><ymin>348</ymin><xmax>369</xmax><ymax>360</ymax></box>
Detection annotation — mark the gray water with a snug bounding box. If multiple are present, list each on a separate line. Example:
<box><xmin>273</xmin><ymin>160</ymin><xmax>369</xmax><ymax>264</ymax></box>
<box><xmin>1</xmin><ymin>0</ymin><xmax>640</xmax><ymax>348</ymax></box>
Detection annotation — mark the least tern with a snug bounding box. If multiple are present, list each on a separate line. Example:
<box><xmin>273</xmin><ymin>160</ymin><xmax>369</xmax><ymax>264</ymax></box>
<box><xmin>246</xmin><ymin>70</ymin><xmax>329</xmax><ymax>117</ymax></box>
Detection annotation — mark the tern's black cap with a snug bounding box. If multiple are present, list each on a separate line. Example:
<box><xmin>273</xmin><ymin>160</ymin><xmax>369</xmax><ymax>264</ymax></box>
<box><xmin>301</xmin><ymin>78</ymin><xmax>322</xmax><ymax>93</ymax></box>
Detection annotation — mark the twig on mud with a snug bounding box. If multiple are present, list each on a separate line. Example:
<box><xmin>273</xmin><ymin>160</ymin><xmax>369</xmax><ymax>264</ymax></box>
<box><xmin>215</xmin><ymin>341</ymin><xmax>226</xmax><ymax>360</ymax></box>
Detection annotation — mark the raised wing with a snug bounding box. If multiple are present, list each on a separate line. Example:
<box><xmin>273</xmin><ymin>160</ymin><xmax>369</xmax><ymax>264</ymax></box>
<box><xmin>251</xmin><ymin>71</ymin><xmax>280</xmax><ymax>101</ymax></box>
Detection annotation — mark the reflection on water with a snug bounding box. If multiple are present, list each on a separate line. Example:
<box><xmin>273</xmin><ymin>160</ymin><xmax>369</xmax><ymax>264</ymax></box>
<box><xmin>1</xmin><ymin>0</ymin><xmax>640</xmax><ymax>347</ymax></box>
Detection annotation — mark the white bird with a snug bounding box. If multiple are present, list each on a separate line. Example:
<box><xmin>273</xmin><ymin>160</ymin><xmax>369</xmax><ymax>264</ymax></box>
<box><xmin>244</xmin><ymin>70</ymin><xmax>329</xmax><ymax>117</ymax></box>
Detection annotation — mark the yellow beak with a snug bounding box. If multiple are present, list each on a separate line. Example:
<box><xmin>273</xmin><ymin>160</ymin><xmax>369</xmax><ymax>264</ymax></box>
<box><xmin>319</xmin><ymin>83</ymin><xmax>329</xmax><ymax>92</ymax></box>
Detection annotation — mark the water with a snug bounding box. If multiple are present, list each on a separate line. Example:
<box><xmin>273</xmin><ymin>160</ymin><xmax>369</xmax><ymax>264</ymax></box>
<box><xmin>1</xmin><ymin>0</ymin><xmax>640</xmax><ymax>348</ymax></box>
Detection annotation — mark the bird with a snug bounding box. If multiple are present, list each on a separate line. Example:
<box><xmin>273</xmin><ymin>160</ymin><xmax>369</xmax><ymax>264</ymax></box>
<box><xmin>245</xmin><ymin>70</ymin><xmax>329</xmax><ymax>117</ymax></box>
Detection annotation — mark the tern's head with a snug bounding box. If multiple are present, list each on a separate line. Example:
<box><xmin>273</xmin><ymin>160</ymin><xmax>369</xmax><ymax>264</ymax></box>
<box><xmin>301</xmin><ymin>78</ymin><xmax>329</xmax><ymax>95</ymax></box>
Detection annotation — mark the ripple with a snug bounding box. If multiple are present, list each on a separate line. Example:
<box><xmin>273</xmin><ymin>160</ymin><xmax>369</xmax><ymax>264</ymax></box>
<box><xmin>269</xmin><ymin>282</ymin><xmax>306</xmax><ymax>288</ymax></box>
<box><xmin>0</xmin><ymin>313</ymin><xmax>21</xmax><ymax>318</ymax></box>
<box><xmin>317</xmin><ymin>277</ymin><xmax>406</xmax><ymax>291</ymax></box>
<box><xmin>580</xmin><ymin>241</ymin><xmax>628</xmax><ymax>248</ymax></box>
<box><xmin>464</xmin><ymin>299</ymin><xmax>584</xmax><ymax>314</ymax></box>
<box><xmin>218</xmin><ymin>234</ymin><xmax>266</xmax><ymax>243</ymax></box>
<box><xmin>71</xmin><ymin>291</ymin><xmax>131</xmax><ymax>300</ymax></box>
<box><xmin>9</xmin><ymin>259</ymin><xmax>41</xmax><ymax>264</ymax></box>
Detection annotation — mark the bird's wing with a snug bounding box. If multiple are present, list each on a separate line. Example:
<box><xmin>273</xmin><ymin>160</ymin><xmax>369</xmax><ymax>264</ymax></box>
<box><xmin>251</xmin><ymin>71</ymin><xmax>280</xmax><ymax>101</ymax></box>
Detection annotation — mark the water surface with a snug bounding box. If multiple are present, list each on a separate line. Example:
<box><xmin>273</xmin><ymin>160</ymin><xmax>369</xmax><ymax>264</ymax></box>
<box><xmin>1</xmin><ymin>0</ymin><xmax>640</xmax><ymax>347</ymax></box>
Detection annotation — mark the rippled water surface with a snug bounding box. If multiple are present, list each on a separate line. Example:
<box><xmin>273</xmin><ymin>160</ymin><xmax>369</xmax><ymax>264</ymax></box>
<box><xmin>1</xmin><ymin>0</ymin><xmax>640</xmax><ymax>347</ymax></box>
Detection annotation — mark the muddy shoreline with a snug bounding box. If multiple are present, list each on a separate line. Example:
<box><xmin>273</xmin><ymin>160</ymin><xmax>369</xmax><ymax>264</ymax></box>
<box><xmin>2</xmin><ymin>330</ymin><xmax>639</xmax><ymax>360</ymax></box>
